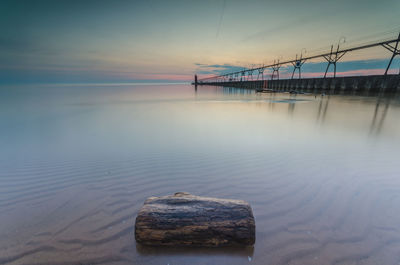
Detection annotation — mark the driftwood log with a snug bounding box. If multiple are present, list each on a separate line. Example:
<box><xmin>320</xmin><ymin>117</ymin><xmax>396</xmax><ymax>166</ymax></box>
<box><xmin>135</xmin><ymin>192</ymin><xmax>255</xmax><ymax>247</ymax></box>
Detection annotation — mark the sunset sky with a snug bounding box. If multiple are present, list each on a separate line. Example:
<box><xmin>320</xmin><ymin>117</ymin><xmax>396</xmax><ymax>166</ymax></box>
<box><xmin>1</xmin><ymin>0</ymin><xmax>399</xmax><ymax>84</ymax></box>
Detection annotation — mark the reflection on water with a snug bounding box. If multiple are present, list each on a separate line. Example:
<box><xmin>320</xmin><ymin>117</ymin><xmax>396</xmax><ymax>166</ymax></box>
<box><xmin>370</xmin><ymin>98</ymin><xmax>390</xmax><ymax>136</ymax></box>
<box><xmin>0</xmin><ymin>84</ymin><xmax>400</xmax><ymax>265</ymax></box>
<box><xmin>316</xmin><ymin>96</ymin><xmax>329</xmax><ymax>124</ymax></box>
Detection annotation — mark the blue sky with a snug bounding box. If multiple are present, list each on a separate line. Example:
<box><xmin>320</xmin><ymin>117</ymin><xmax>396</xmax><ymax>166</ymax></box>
<box><xmin>0</xmin><ymin>0</ymin><xmax>399</xmax><ymax>83</ymax></box>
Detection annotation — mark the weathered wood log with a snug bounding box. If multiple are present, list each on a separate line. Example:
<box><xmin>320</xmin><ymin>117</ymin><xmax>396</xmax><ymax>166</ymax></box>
<box><xmin>135</xmin><ymin>192</ymin><xmax>255</xmax><ymax>247</ymax></box>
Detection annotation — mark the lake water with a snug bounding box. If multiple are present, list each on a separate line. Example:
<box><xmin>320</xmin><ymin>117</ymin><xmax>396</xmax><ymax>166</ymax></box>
<box><xmin>1</xmin><ymin>83</ymin><xmax>400</xmax><ymax>265</ymax></box>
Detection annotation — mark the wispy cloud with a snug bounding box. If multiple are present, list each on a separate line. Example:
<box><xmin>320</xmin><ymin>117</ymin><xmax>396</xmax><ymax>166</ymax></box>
<box><xmin>195</xmin><ymin>58</ymin><xmax>400</xmax><ymax>79</ymax></box>
<box><xmin>276</xmin><ymin>68</ymin><xmax>399</xmax><ymax>79</ymax></box>
<box><xmin>195</xmin><ymin>63</ymin><xmax>245</xmax><ymax>76</ymax></box>
<box><xmin>277</xmin><ymin>58</ymin><xmax>400</xmax><ymax>75</ymax></box>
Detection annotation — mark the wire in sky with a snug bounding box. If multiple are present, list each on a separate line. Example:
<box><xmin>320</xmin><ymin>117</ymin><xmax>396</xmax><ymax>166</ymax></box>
<box><xmin>216</xmin><ymin>0</ymin><xmax>226</xmax><ymax>38</ymax></box>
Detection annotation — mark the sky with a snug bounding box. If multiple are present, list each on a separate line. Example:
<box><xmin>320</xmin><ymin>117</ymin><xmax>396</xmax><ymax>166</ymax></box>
<box><xmin>0</xmin><ymin>0</ymin><xmax>399</xmax><ymax>84</ymax></box>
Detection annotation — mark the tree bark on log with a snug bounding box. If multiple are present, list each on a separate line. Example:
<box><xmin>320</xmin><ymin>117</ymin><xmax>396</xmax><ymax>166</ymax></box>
<box><xmin>135</xmin><ymin>192</ymin><xmax>255</xmax><ymax>247</ymax></box>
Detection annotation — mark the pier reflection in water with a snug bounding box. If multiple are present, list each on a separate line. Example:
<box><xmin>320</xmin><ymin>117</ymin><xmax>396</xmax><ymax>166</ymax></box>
<box><xmin>0</xmin><ymin>84</ymin><xmax>399</xmax><ymax>265</ymax></box>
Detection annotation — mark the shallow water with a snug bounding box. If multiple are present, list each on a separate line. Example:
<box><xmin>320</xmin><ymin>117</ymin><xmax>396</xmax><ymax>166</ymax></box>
<box><xmin>1</xmin><ymin>84</ymin><xmax>400</xmax><ymax>265</ymax></box>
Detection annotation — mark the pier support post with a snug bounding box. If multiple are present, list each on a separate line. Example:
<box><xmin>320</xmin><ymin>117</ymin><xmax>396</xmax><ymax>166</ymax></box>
<box><xmin>240</xmin><ymin>70</ymin><xmax>246</xmax><ymax>82</ymax></box>
<box><xmin>271</xmin><ymin>60</ymin><xmax>281</xmax><ymax>80</ymax></box>
<box><xmin>257</xmin><ymin>67</ymin><xmax>265</xmax><ymax>80</ymax></box>
<box><xmin>382</xmin><ymin>32</ymin><xmax>400</xmax><ymax>75</ymax></box>
<box><xmin>247</xmin><ymin>69</ymin><xmax>254</xmax><ymax>81</ymax></box>
<box><xmin>323</xmin><ymin>38</ymin><xmax>346</xmax><ymax>78</ymax></box>
<box><xmin>291</xmin><ymin>53</ymin><xmax>306</xmax><ymax>79</ymax></box>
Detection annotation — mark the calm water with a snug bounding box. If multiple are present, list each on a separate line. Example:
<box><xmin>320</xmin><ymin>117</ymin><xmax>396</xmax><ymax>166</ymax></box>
<box><xmin>1</xmin><ymin>84</ymin><xmax>400</xmax><ymax>265</ymax></box>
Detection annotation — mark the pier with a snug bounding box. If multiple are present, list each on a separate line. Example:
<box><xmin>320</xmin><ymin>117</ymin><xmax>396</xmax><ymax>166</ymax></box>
<box><xmin>195</xmin><ymin>33</ymin><xmax>400</xmax><ymax>95</ymax></box>
<box><xmin>198</xmin><ymin>75</ymin><xmax>400</xmax><ymax>95</ymax></box>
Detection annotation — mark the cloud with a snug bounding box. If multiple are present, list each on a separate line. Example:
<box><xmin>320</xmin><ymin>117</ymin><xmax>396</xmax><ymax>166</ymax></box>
<box><xmin>195</xmin><ymin>63</ymin><xmax>245</xmax><ymax>76</ymax></box>
<box><xmin>301</xmin><ymin>58</ymin><xmax>399</xmax><ymax>73</ymax></box>
<box><xmin>195</xmin><ymin>58</ymin><xmax>400</xmax><ymax>80</ymax></box>
<box><xmin>277</xmin><ymin>68</ymin><xmax>399</xmax><ymax>79</ymax></box>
